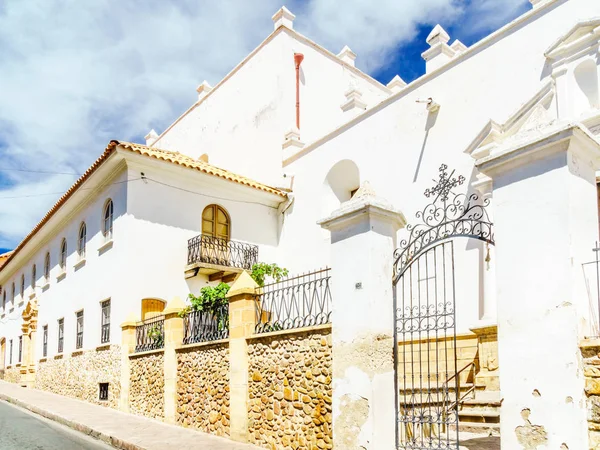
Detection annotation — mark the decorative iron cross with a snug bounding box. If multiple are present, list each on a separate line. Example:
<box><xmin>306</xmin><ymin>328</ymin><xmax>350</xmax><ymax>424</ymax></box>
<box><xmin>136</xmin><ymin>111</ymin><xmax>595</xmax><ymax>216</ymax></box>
<box><xmin>424</xmin><ymin>164</ymin><xmax>465</xmax><ymax>203</ymax></box>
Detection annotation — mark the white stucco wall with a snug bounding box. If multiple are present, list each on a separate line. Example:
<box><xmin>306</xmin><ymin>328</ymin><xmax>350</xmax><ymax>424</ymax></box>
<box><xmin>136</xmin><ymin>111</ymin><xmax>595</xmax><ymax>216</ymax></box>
<box><xmin>1</xmin><ymin>168</ymin><xmax>129</xmax><ymax>364</ymax></box>
<box><xmin>122</xmin><ymin>162</ymin><xmax>281</xmax><ymax>309</ymax></box>
<box><xmin>280</xmin><ymin>0</ymin><xmax>600</xmax><ymax>332</ymax></box>
<box><xmin>153</xmin><ymin>29</ymin><xmax>388</xmax><ymax>188</ymax></box>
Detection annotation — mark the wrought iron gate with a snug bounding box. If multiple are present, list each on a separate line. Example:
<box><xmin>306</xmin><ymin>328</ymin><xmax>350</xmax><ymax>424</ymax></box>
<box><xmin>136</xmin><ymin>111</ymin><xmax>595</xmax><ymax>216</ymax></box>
<box><xmin>392</xmin><ymin>164</ymin><xmax>494</xmax><ymax>449</ymax></box>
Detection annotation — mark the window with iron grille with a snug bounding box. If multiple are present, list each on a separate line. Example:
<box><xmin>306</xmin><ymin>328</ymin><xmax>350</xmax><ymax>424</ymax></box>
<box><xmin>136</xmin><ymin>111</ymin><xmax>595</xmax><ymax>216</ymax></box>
<box><xmin>78</xmin><ymin>222</ymin><xmax>87</xmax><ymax>259</ymax></box>
<box><xmin>59</xmin><ymin>238</ymin><xmax>67</xmax><ymax>270</ymax></box>
<box><xmin>76</xmin><ymin>310</ymin><xmax>84</xmax><ymax>349</ymax></box>
<box><xmin>101</xmin><ymin>300</ymin><xmax>110</xmax><ymax>344</ymax></box>
<box><xmin>99</xmin><ymin>383</ymin><xmax>109</xmax><ymax>401</ymax></box>
<box><xmin>9</xmin><ymin>340</ymin><xmax>12</xmax><ymax>365</ymax></box>
<box><xmin>43</xmin><ymin>325</ymin><xmax>48</xmax><ymax>357</ymax></box>
<box><xmin>44</xmin><ymin>252</ymin><xmax>50</xmax><ymax>281</ymax></box>
<box><xmin>18</xmin><ymin>336</ymin><xmax>22</xmax><ymax>363</ymax></box>
<box><xmin>58</xmin><ymin>318</ymin><xmax>64</xmax><ymax>353</ymax></box>
<box><xmin>103</xmin><ymin>199</ymin><xmax>113</xmax><ymax>241</ymax></box>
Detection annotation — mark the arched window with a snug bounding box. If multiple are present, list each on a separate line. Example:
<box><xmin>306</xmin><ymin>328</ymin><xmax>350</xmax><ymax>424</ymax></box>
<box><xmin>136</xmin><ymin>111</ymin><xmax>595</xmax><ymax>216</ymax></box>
<box><xmin>44</xmin><ymin>252</ymin><xmax>50</xmax><ymax>281</ymax></box>
<box><xmin>78</xmin><ymin>222</ymin><xmax>87</xmax><ymax>258</ymax></box>
<box><xmin>202</xmin><ymin>204</ymin><xmax>230</xmax><ymax>241</ymax></box>
<box><xmin>11</xmin><ymin>282</ymin><xmax>15</xmax><ymax>302</ymax></box>
<box><xmin>141</xmin><ymin>298</ymin><xmax>166</xmax><ymax>321</ymax></box>
<box><xmin>31</xmin><ymin>265</ymin><xmax>36</xmax><ymax>289</ymax></box>
<box><xmin>20</xmin><ymin>274</ymin><xmax>25</xmax><ymax>298</ymax></box>
<box><xmin>59</xmin><ymin>238</ymin><xmax>67</xmax><ymax>270</ymax></box>
<box><xmin>103</xmin><ymin>200</ymin><xmax>113</xmax><ymax>241</ymax></box>
<box><xmin>2</xmin><ymin>290</ymin><xmax>5</xmax><ymax>309</ymax></box>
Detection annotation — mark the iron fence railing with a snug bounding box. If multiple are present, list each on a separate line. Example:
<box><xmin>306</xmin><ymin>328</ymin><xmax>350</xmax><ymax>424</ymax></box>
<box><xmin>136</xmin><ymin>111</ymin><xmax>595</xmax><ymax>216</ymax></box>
<box><xmin>187</xmin><ymin>234</ymin><xmax>258</xmax><ymax>270</ymax></box>
<box><xmin>183</xmin><ymin>306</ymin><xmax>229</xmax><ymax>344</ymax></box>
<box><xmin>254</xmin><ymin>268</ymin><xmax>332</xmax><ymax>334</ymax></box>
<box><xmin>135</xmin><ymin>315</ymin><xmax>165</xmax><ymax>353</ymax></box>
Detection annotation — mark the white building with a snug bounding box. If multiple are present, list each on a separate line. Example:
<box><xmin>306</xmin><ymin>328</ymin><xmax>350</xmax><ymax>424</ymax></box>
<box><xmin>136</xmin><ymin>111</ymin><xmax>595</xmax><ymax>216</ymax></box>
<box><xmin>1</xmin><ymin>0</ymin><xmax>600</xmax><ymax>448</ymax></box>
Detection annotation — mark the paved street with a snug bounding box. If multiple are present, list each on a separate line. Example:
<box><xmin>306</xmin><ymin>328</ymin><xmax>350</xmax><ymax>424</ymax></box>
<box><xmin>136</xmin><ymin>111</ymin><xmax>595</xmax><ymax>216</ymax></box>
<box><xmin>0</xmin><ymin>400</ymin><xmax>112</xmax><ymax>450</ymax></box>
<box><xmin>0</xmin><ymin>381</ymin><xmax>260</xmax><ymax>450</ymax></box>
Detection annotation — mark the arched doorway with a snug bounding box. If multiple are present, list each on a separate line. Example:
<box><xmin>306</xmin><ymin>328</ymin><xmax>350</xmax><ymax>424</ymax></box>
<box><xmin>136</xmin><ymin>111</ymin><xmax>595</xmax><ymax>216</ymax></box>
<box><xmin>392</xmin><ymin>164</ymin><xmax>494</xmax><ymax>448</ymax></box>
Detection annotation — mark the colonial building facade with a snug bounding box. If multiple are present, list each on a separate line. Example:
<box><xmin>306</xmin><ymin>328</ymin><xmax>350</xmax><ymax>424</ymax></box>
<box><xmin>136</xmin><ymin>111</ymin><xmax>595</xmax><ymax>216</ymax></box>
<box><xmin>1</xmin><ymin>0</ymin><xmax>600</xmax><ymax>448</ymax></box>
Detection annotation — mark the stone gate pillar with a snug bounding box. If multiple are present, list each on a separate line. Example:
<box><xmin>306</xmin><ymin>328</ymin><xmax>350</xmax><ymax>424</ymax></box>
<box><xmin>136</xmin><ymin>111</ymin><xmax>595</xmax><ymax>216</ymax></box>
<box><xmin>319</xmin><ymin>182</ymin><xmax>405</xmax><ymax>450</ymax></box>
<box><xmin>477</xmin><ymin>125</ymin><xmax>600</xmax><ymax>449</ymax></box>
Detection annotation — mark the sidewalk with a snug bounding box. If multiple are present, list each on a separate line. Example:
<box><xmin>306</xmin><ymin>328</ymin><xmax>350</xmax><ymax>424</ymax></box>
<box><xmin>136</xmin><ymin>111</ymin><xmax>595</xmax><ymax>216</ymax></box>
<box><xmin>0</xmin><ymin>381</ymin><xmax>260</xmax><ymax>450</ymax></box>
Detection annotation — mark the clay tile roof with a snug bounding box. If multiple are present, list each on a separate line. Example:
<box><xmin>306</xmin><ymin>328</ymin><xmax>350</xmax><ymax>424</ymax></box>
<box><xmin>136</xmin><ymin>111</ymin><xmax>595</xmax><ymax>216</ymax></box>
<box><xmin>0</xmin><ymin>140</ymin><xmax>286</xmax><ymax>274</ymax></box>
<box><xmin>0</xmin><ymin>251</ymin><xmax>13</xmax><ymax>269</ymax></box>
<box><xmin>114</xmin><ymin>141</ymin><xmax>286</xmax><ymax>197</ymax></box>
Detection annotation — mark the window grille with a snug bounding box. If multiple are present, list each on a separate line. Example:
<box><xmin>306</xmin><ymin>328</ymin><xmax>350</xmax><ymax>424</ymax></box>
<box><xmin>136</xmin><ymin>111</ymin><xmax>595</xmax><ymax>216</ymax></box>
<box><xmin>99</xmin><ymin>383</ymin><xmax>109</xmax><ymax>401</ymax></box>
<box><xmin>58</xmin><ymin>319</ymin><xmax>64</xmax><ymax>353</ymax></box>
<box><xmin>76</xmin><ymin>311</ymin><xmax>84</xmax><ymax>349</ymax></box>
<box><xmin>101</xmin><ymin>300</ymin><xmax>110</xmax><ymax>344</ymax></box>
<box><xmin>103</xmin><ymin>200</ymin><xmax>113</xmax><ymax>241</ymax></box>
<box><xmin>43</xmin><ymin>325</ymin><xmax>48</xmax><ymax>357</ymax></box>
<box><xmin>78</xmin><ymin>222</ymin><xmax>87</xmax><ymax>259</ymax></box>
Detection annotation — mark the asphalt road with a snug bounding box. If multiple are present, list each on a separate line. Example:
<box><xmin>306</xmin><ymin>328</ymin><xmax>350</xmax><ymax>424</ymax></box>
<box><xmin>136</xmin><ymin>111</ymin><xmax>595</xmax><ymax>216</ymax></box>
<box><xmin>0</xmin><ymin>400</ymin><xmax>112</xmax><ymax>450</ymax></box>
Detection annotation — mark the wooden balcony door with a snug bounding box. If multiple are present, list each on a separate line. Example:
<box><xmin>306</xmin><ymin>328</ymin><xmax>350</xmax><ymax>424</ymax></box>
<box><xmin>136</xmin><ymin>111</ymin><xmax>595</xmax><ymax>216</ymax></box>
<box><xmin>202</xmin><ymin>205</ymin><xmax>230</xmax><ymax>265</ymax></box>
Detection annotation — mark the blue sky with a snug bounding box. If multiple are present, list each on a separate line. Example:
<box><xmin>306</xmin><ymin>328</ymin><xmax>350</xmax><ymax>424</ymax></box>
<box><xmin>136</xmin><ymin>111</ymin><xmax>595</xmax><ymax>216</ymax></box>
<box><xmin>0</xmin><ymin>0</ymin><xmax>530</xmax><ymax>250</ymax></box>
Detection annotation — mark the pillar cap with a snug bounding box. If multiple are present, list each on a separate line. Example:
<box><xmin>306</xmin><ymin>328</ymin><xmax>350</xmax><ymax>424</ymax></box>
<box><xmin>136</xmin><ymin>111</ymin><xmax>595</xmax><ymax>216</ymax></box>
<box><xmin>164</xmin><ymin>296</ymin><xmax>186</xmax><ymax>315</ymax></box>
<box><xmin>226</xmin><ymin>270</ymin><xmax>259</xmax><ymax>298</ymax></box>
<box><xmin>318</xmin><ymin>181</ymin><xmax>406</xmax><ymax>231</ymax></box>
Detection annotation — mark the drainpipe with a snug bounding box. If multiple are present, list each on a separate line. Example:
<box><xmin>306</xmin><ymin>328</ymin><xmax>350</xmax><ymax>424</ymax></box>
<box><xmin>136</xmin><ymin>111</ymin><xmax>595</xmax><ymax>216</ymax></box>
<box><xmin>294</xmin><ymin>53</ymin><xmax>304</xmax><ymax>129</ymax></box>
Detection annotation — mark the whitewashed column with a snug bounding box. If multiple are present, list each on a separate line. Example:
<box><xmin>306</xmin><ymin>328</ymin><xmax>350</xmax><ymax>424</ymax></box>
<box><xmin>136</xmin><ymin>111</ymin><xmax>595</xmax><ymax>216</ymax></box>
<box><xmin>319</xmin><ymin>182</ymin><xmax>406</xmax><ymax>450</ymax></box>
<box><xmin>477</xmin><ymin>125</ymin><xmax>600</xmax><ymax>450</ymax></box>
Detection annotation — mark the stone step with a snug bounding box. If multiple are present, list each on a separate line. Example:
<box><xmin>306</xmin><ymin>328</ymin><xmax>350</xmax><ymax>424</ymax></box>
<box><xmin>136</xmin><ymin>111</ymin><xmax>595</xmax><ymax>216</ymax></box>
<box><xmin>455</xmin><ymin>421</ymin><xmax>500</xmax><ymax>436</ymax></box>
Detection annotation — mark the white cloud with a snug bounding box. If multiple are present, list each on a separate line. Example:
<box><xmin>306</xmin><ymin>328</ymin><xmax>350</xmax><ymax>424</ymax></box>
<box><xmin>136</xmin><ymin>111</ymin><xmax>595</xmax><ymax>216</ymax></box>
<box><xmin>0</xmin><ymin>0</ymin><xmax>529</xmax><ymax>248</ymax></box>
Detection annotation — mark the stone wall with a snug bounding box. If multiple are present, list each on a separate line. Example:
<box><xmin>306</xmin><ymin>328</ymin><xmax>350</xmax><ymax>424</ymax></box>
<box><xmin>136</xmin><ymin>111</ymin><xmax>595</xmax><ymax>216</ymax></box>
<box><xmin>176</xmin><ymin>342</ymin><xmax>230</xmax><ymax>436</ymax></box>
<box><xmin>35</xmin><ymin>346</ymin><xmax>121</xmax><ymax>408</ymax></box>
<box><xmin>4</xmin><ymin>366</ymin><xmax>21</xmax><ymax>384</ymax></box>
<box><xmin>582</xmin><ymin>340</ymin><xmax>600</xmax><ymax>449</ymax></box>
<box><xmin>129</xmin><ymin>350</ymin><xmax>164</xmax><ymax>420</ymax></box>
<box><xmin>248</xmin><ymin>328</ymin><xmax>333</xmax><ymax>450</ymax></box>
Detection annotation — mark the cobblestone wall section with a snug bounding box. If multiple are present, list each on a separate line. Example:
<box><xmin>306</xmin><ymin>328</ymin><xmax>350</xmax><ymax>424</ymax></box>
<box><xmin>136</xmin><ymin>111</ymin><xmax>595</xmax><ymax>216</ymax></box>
<box><xmin>583</xmin><ymin>342</ymin><xmax>600</xmax><ymax>449</ymax></box>
<box><xmin>176</xmin><ymin>343</ymin><xmax>230</xmax><ymax>436</ymax></box>
<box><xmin>248</xmin><ymin>328</ymin><xmax>333</xmax><ymax>450</ymax></box>
<box><xmin>129</xmin><ymin>351</ymin><xmax>164</xmax><ymax>420</ymax></box>
<box><xmin>3</xmin><ymin>366</ymin><xmax>21</xmax><ymax>384</ymax></box>
<box><xmin>35</xmin><ymin>346</ymin><xmax>121</xmax><ymax>408</ymax></box>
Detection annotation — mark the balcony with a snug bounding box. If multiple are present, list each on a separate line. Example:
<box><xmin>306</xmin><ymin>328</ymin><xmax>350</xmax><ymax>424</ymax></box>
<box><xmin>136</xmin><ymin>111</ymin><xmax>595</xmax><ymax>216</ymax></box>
<box><xmin>185</xmin><ymin>234</ymin><xmax>258</xmax><ymax>281</ymax></box>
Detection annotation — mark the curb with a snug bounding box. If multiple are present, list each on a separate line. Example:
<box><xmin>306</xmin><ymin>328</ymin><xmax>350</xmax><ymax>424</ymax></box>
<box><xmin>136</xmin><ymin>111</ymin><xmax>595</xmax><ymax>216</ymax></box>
<box><xmin>0</xmin><ymin>392</ymin><xmax>143</xmax><ymax>450</ymax></box>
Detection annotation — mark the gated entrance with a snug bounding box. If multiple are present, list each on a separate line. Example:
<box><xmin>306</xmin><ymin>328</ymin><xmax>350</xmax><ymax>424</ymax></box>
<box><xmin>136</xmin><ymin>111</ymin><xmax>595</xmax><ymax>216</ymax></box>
<box><xmin>392</xmin><ymin>164</ymin><xmax>494</xmax><ymax>449</ymax></box>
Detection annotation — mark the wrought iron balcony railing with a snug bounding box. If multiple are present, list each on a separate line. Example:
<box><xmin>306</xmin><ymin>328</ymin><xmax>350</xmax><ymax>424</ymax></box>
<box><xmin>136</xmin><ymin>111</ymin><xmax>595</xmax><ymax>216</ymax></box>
<box><xmin>254</xmin><ymin>268</ymin><xmax>332</xmax><ymax>334</ymax></box>
<box><xmin>187</xmin><ymin>234</ymin><xmax>258</xmax><ymax>270</ymax></box>
<box><xmin>183</xmin><ymin>306</ymin><xmax>229</xmax><ymax>345</ymax></box>
<box><xmin>135</xmin><ymin>315</ymin><xmax>165</xmax><ymax>353</ymax></box>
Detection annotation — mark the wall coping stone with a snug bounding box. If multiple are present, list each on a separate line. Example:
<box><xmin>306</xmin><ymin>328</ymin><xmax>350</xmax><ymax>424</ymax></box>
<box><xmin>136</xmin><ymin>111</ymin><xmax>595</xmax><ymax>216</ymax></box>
<box><xmin>581</xmin><ymin>338</ymin><xmax>600</xmax><ymax>349</ymax></box>
<box><xmin>71</xmin><ymin>350</ymin><xmax>83</xmax><ymax>357</ymax></box>
<box><xmin>38</xmin><ymin>358</ymin><xmax>47</xmax><ymax>363</ymax></box>
<box><xmin>129</xmin><ymin>348</ymin><xmax>164</xmax><ymax>359</ymax></box>
<box><xmin>95</xmin><ymin>344</ymin><xmax>111</xmax><ymax>352</ymax></box>
<box><xmin>249</xmin><ymin>323</ymin><xmax>332</xmax><ymax>341</ymax></box>
<box><xmin>53</xmin><ymin>354</ymin><xmax>63</xmax><ymax>360</ymax></box>
<box><xmin>175</xmin><ymin>338</ymin><xmax>229</xmax><ymax>352</ymax></box>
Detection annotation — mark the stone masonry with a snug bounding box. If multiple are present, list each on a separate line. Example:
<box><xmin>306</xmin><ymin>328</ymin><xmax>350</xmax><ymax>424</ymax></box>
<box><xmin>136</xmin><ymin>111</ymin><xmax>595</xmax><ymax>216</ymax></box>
<box><xmin>35</xmin><ymin>345</ymin><xmax>121</xmax><ymax>409</ymax></box>
<box><xmin>3</xmin><ymin>366</ymin><xmax>21</xmax><ymax>384</ymax></box>
<box><xmin>176</xmin><ymin>342</ymin><xmax>230</xmax><ymax>436</ymax></box>
<box><xmin>248</xmin><ymin>328</ymin><xmax>332</xmax><ymax>450</ymax></box>
<box><xmin>129</xmin><ymin>351</ymin><xmax>164</xmax><ymax>420</ymax></box>
<box><xmin>582</xmin><ymin>340</ymin><xmax>600</xmax><ymax>449</ymax></box>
